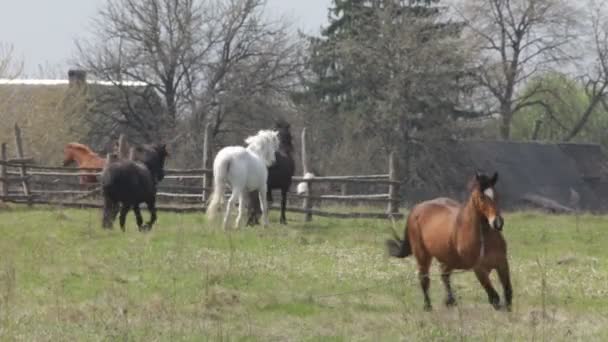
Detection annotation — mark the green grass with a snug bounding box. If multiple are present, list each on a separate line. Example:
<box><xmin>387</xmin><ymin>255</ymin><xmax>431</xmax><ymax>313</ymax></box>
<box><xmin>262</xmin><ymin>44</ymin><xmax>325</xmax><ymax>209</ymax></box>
<box><xmin>0</xmin><ymin>206</ymin><xmax>607</xmax><ymax>341</ymax></box>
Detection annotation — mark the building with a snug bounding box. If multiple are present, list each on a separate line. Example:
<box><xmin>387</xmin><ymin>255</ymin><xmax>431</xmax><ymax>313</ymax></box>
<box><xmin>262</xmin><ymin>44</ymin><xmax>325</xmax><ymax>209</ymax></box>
<box><xmin>402</xmin><ymin>140</ymin><xmax>608</xmax><ymax>213</ymax></box>
<box><xmin>0</xmin><ymin>70</ymin><xmax>165</xmax><ymax>164</ymax></box>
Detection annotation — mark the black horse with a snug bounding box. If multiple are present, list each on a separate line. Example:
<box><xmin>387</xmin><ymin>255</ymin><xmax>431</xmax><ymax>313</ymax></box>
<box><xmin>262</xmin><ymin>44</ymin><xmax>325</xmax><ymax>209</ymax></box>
<box><xmin>248</xmin><ymin>120</ymin><xmax>296</xmax><ymax>225</ymax></box>
<box><xmin>101</xmin><ymin>143</ymin><xmax>168</xmax><ymax>232</ymax></box>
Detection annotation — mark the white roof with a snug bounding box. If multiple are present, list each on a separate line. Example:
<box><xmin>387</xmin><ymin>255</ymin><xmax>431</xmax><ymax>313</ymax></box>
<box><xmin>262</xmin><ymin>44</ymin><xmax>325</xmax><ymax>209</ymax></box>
<box><xmin>0</xmin><ymin>79</ymin><xmax>148</xmax><ymax>87</ymax></box>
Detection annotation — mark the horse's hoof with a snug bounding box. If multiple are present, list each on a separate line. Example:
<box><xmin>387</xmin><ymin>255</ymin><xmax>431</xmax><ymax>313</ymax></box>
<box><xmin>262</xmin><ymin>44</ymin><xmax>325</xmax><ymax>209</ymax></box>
<box><xmin>445</xmin><ymin>297</ymin><xmax>457</xmax><ymax>307</ymax></box>
<box><xmin>423</xmin><ymin>304</ymin><xmax>432</xmax><ymax>312</ymax></box>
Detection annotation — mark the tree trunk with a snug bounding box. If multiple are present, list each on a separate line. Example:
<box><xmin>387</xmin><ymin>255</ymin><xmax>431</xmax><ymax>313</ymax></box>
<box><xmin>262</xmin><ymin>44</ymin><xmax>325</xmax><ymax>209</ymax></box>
<box><xmin>499</xmin><ymin>104</ymin><xmax>512</xmax><ymax>140</ymax></box>
<box><xmin>531</xmin><ymin>119</ymin><xmax>543</xmax><ymax>140</ymax></box>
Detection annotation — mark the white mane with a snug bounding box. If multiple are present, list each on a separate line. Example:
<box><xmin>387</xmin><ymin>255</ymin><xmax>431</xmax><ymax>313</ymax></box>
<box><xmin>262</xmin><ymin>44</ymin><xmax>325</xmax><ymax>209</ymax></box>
<box><xmin>245</xmin><ymin>130</ymin><xmax>280</xmax><ymax>166</ymax></box>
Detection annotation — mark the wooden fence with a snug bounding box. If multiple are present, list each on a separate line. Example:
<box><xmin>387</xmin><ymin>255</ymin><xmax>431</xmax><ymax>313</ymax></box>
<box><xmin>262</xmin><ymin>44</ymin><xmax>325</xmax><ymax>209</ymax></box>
<box><xmin>0</xmin><ymin>124</ymin><xmax>402</xmax><ymax>220</ymax></box>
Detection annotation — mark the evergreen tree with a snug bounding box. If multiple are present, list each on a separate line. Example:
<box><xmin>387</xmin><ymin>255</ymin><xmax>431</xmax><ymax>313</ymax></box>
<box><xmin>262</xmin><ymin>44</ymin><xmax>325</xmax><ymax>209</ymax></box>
<box><xmin>296</xmin><ymin>0</ymin><xmax>473</xmax><ymax>179</ymax></box>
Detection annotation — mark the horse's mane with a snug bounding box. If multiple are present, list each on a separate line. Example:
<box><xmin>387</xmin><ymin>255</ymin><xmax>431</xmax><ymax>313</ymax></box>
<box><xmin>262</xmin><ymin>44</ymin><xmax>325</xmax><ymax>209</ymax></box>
<box><xmin>466</xmin><ymin>176</ymin><xmax>479</xmax><ymax>193</ymax></box>
<box><xmin>66</xmin><ymin>142</ymin><xmax>98</xmax><ymax>156</ymax></box>
<box><xmin>245</xmin><ymin>130</ymin><xmax>280</xmax><ymax>166</ymax></box>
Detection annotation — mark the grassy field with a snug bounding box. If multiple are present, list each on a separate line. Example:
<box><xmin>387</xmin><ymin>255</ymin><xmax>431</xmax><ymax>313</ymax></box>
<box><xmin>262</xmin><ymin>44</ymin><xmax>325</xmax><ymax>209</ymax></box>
<box><xmin>0</xmin><ymin>206</ymin><xmax>607</xmax><ymax>341</ymax></box>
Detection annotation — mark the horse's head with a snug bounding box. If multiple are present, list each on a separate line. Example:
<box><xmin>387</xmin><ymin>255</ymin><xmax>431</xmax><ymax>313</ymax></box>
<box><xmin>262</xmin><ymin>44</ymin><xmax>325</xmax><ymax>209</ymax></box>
<box><xmin>63</xmin><ymin>145</ymin><xmax>75</xmax><ymax>166</ymax></box>
<box><xmin>245</xmin><ymin>130</ymin><xmax>280</xmax><ymax>166</ymax></box>
<box><xmin>138</xmin><ymin>143</ymin><xmax>169</xmax><ymax>182</ymax></box>
<box><xmin>63</xmin><ymin>143</ymin><xmax>90</xmax><ymax>166</ymax></box>
<box><xmin>470</xmin><ymin>171</ymin><xmax>503</xmax><ymax>231</ymax></box>
<box><xmin>274</xmin><ymin>119</ymin><xmax>293</xmax><ymax>154</ymax></box>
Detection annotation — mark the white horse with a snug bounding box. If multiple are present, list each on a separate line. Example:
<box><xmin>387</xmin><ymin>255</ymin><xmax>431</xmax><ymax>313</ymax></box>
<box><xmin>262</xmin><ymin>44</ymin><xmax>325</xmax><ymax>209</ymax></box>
<box><xmin>207</xmin><ymin>130</ymin><xmax>280</xmax><ymax>229</ymax></box>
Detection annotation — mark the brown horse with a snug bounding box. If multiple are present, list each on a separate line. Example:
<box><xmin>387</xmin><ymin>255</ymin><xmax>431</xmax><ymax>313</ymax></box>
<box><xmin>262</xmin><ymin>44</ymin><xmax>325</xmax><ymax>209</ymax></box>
<box><xmin>63</xmin><ymin>143</ymin><xmax>106</xmax><ymax>184</ymax></box>
<box><xmin>386</xmin><ymin>171</ymin><xmax>512</xmax><ymax>311</ymax></box>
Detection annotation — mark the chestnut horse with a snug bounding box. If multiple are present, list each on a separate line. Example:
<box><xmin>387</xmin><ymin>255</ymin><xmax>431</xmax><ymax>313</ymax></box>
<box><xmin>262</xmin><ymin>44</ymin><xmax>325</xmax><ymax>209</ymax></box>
<box><xmin>63</xmin><ymin>143</ymin><xmax>105</xmax><ymax>184</ymax></box>
<box><xmin>386</xmin><ymin>172</ymin><xmax>512</xmax><ymax>311</ymax></box>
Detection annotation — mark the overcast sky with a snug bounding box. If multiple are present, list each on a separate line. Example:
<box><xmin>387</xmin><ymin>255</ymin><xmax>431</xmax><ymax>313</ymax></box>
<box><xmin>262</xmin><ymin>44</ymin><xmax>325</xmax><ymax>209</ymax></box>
<box><xmin>0</xmin><ymin>0</ymin><xmax>331</xmax><ymax>77</ymax></box>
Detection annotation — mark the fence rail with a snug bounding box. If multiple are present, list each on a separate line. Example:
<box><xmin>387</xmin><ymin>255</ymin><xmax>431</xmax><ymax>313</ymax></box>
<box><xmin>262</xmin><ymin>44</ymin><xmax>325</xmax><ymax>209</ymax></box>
<box><xmin>0</xmin><ymin>124</ymin><xmax>402</xmax><ymax>220</ymax></box>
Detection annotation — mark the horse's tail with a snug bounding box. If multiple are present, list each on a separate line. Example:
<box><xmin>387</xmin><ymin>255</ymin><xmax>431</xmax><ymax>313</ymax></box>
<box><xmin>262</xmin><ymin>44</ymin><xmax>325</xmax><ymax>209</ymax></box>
<box><xmin>207</xmin><ymin>155</ymin><xmax>229</xmax><ymax>221</ymax></box>
<box><xmin>386</xmin><ymin>221</ymin><xmax>412</xmax><ymax>258</ymax></box>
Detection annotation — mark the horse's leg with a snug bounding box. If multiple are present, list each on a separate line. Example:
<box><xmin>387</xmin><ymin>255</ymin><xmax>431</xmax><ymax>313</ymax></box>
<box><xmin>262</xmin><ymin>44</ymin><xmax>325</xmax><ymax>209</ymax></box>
<box><xmin>246</xmin><ymin>192</ymin><xmax>255</xmax><ymax>226</ymax></box>
<box><xmin>133</xmin><ymin>205</ymin><xmax>144</xmax><ymax>231</ymax></box>
<box><xmin>223</xmin><ymin>191</ymin><xmax>237</xmax><ymax>230</ymax></box>
<box><xmin>279</xmin><ymin>188</ymin><xmax>287</xmax><ymax>225</ymax></box>
<box><xmin>440</xmin><ymin>264</ymin><xmax>456</xmax><ymax>307</ymax></box>
<box><xmin>102</xmin><ymin>197</ymin><xmax>119</xmax><ymax>229</ymax></box>
<box><xmin>411</xmin><ymin>232</ymin><xmax>432</xmax><ymax>311</ymax></box>
<box><xmin>417</xmin><ymin>258</ymin><xmax>433</xmax><ymax>311</ymax></box>
<box><xmin>102</xmin><ymin>197</ymin><xmax>111</xmax><ymax>229</ymax></box>
<box><xmin>496</xmin><ymin>260</ymin><xmax>513</xmax><ymax>311</ymax></box>
<box><xmin>255</xmin><ymin>191</ymin><xmax>262</xmax><ymax>224</ymax></box>
<box><xmin>259</xmin><ymin>185</ymin><xmax>269</xmax><ymax>227</ymax></box>
<box><xmin>118</xmin><ymin>204</ymin><xmax>131</xmax><ymax>232</ymax></box>
<box><xmin>235</xmin><ymin>192</ymin><xmax>247</xmax><ymax>229</ymax></box>
<box><xmin>474</xmin><ymin>267</ymin><xmax>501</xmax><ymax>310</ymax></box>
<box><xmin>144</xmin><ymin>199</ymin><xmax>157</xmax><ymax>231</ymax></box>
<box><xmin>246</xmin><ymin>191</ymin><xmax>260</xmax><ymax>226</ymax></box>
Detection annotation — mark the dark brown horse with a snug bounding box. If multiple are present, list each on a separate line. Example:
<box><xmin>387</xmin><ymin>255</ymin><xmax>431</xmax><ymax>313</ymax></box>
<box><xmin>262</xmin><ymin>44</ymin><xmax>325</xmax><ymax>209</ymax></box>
<box><xmin>386</xmin><ymin>172</ymin><xmax>512</xmax><ymax>311</ymax></box>
<box><xmin>247</xmin><ymin>120</ymin><xmax>295</xmax><ymax>225</ymax></box>
<box><xmin>101</xmin><ymin>144</ymin><xmax>168</xmax><ymax>232</ymax></box>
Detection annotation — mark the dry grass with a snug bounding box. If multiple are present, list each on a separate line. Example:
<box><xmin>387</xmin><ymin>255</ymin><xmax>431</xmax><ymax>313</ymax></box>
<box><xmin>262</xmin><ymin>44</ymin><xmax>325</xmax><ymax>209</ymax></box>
<box><xmin>0</xmin><ymin>206</ymin><xmax>607</xmax><ymax>340</ymax></box>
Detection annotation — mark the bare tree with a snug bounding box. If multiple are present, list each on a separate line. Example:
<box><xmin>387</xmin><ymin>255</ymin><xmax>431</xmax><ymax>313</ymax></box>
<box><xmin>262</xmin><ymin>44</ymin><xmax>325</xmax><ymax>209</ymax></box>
<box><xmin>563</xmin><ymin>1</ymin><xmax>608</xmax><ymax>141</ymax></box>
<box><xmin>75</xmin><ymin>0</ymin><xmax>206</xmax><ymax>134</ymax></box>
<box><xmin>75</xmin><ymin>0</ymin><xmax>303</xmax><ymax>163</ymax></box>
<box><xmin>187</xmin><ymin>0</ymin><xmax>303</xmax><ymax>142</ymax></box>
<box><xmin>0</xmin><ymin>43</ymin><xmax>23</xmax><ymax>79</ymax></box>
<box><xmin>458</xmin><ymin>0</ymin><xmax>579</xmax><ymax>139</ymax></box>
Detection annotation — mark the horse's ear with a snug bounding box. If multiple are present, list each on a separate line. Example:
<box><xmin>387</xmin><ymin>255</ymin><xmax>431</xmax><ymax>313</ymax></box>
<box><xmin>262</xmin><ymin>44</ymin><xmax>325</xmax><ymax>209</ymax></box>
<box><xmin>159</xmin><ymin>144</ymin><xmax>168</xmax><ymax>156</ymax></box>
<box><xmin>491</xmin><ymin>172</ymin><xmax>498</xmax><ymax>185</ymax></box>
<box><xmin>475</xmin><ymin>170</ymin><xmax>482</xmax><ymax>181</ymax></box>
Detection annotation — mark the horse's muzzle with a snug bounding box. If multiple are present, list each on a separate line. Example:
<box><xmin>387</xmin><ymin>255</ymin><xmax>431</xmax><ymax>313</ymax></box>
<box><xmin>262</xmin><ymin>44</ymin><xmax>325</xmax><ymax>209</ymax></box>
<box><xmin>492</xmin><ymin>215</ymin><xmax>504</xmax><ymax>231</ymax></box>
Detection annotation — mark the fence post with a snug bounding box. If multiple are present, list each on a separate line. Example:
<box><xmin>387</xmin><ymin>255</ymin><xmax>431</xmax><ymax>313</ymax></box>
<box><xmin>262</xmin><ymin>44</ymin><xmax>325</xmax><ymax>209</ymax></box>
<box><xmin>0</xmin><ymin>143</ymin><xmax>7</xmax><ymax>199</ymax></box>
<box><xmin>340</xmin><ymin>184</ymin><xmax>347</xmax><ymax>196</ymax></box>
<box><xmin>117</xmin><ymin>134</ymin><xmax>129</xmax><ymax>159</ymax></box>
<box><xmin>14</xmin><ymin>124</ymin><xmax>32</xmax><ymax>206</ymax></box>
<box><xmin>201</xmin><ymin>123</ymin><xmax>211</xmax><ymax>203</ymax></box>
<box><xmin>387</xmin><ymin>151</ymin><xmax>400</xmax><ymax>216</ymax></box>
<box><xmin>128</xmin><ymin>147</ymin><xmax>135</xmax><ymax>160</ymax></box>
<box><xmin>301</xmin><ymin>127</ymin><xmax>313</xmax><ymax>221</ymax></box>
